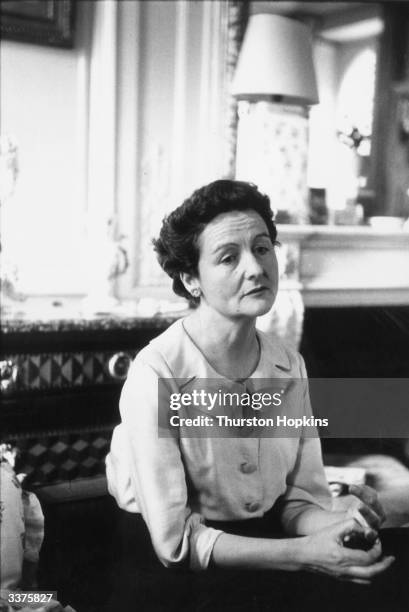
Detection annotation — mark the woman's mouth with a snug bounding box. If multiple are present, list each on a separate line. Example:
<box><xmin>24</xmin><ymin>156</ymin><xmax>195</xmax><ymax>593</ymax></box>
<box><xmin>245</xmin><ymin>286</ymin><xmax>269</xmax><ymax>296</ymax></box>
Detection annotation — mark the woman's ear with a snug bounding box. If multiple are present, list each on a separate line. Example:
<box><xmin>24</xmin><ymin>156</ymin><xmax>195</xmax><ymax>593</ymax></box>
<box><xmin>180</xmin><ymin>272</ymin><xmax>200</xmax><ymax>298</ymax></box>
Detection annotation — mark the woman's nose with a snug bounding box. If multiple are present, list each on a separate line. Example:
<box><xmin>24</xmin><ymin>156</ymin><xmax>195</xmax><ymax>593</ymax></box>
<box><xmin>242</xmin><ymin>252</ymin><xmax>264</xmax><ymax>279</ymax></box>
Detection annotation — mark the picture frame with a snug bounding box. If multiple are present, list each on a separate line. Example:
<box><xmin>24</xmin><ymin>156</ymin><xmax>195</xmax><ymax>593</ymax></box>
<box><xmin>0</xmin><ymin>0</ymin><xmax>75</xmax><ymax>48</ymax></box>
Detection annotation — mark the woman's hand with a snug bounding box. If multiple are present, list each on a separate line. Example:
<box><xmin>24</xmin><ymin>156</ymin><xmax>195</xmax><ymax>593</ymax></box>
<box><xmin>347</xmin><ymin>484</ymin><xmax>386</xmax><ymax>530</ymax></box>
<box><xmin>298</xmin><ymin>518</ymin><xmax>394</xmax><ymax>584</ymax></box>
<box><xmin>332</xmin><ymin>484</ymin><xmax>386</xmax><ymax>532</ymax></box>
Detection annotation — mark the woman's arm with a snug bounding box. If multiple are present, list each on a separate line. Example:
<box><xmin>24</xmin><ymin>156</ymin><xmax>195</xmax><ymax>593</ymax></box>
<box><xmin>280</xmin><ymin>446</ymin><xmax>385</xmax><ymax>536</ymax></box>
<box><xmin>212</xmin><ymin>518</ymin><xmax>394</xmax><ymax>584</ymax></box>
<box><xmin>212</xmin><ymin>532</ymin><xmax>301</xmax><ymax>571</ymax></box>
<box><xmin>111</xmin><ymin>356</ymin><xmax>223</xmax><ymax>570</ymax></box>
<box><xmin>287</xmin><ymin>484</ymin><xmax>386</xmax><ymax>535</ymax></box>
<box><xmin>280</xmin><ymin>355</ymin><xmax>385</xmax><ymax>536</ymax></box>
<box><xmin>283</xmin><ymin>506</ymin><xmax>346</xmax><ymax>535</ymax></box>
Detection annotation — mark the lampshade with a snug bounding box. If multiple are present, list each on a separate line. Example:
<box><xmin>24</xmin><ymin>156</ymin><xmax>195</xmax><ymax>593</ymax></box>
<box><xmin>232</xmin><ymin>13</ymin><xmax>319</xmax><ymax>105</ymax></box>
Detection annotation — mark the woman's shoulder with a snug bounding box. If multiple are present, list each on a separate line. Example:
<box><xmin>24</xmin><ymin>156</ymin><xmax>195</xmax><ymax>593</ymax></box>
<box><xmin>132</xmin><ymin>317</ymin><xmax>193</xmax><ymax>377</ymax></box>
<box><xmin>257</xmin><ymin>329</ymin><xmax>306</xmax><ymax>377</ymax></box>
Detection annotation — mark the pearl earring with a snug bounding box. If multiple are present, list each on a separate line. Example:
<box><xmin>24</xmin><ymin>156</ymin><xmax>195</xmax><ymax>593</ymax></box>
<box><xmin>191</xmin><ymin>288</ymin><xmax>201</xmax><ymax>298</ymax></box>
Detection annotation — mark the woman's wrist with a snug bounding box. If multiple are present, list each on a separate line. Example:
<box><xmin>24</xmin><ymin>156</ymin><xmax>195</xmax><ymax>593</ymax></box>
<box><xmin>212</xmin><ymin>532</ymin><xmax>307</xmax><ymax>571</ymax></box>
<box><xmin>291</xmin><ymin>534</ymin><xmax>314</xmax><ymax>570</ymax></box>
<box><xmin>281</xmin><ymin>536</ymin><xmax>307</xmax><ymax>572</ymax></box>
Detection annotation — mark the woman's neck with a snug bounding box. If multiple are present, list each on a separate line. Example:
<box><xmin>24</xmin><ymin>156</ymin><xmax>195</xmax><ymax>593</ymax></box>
<box><xmin>184</xmin><ymin>304</ymin><xmax>260</xmax><ymax>380</ymax></box>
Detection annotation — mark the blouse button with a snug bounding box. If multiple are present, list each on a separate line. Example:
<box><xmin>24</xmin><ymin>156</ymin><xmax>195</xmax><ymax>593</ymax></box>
<box><xmin>240</xmin><ymin>462</ymin><xmax>257</xmax><ymax>474</ymax></box>
<box><xmin>245</xmin><ymin>501</ymin><xmax>260</xmax><ymax>513</ymax></box>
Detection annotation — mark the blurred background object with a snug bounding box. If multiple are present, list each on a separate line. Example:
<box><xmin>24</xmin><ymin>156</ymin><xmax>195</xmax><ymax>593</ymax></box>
<box><xmin>0</xmin><ymin>135</ymin><xmax>26</xmax><ymax>313</ymax></box>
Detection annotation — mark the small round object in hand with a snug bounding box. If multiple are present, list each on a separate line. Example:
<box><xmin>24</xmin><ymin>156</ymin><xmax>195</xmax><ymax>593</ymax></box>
<box><xmin>343</xmin><ymin>531</ymin><xmax>377</xmax><ymax>551</ymax></box>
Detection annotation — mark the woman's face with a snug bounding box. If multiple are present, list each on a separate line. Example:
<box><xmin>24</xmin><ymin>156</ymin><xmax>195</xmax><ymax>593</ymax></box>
<box><xmin>193</xmin><ymin>210</ymin><xmax>278</xmax><ymax>320</ymax></box>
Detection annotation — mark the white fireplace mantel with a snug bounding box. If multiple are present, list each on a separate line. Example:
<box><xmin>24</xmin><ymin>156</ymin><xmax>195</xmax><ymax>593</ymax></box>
<box><xmin>4</xmin><ymin>225</ymin><xmax>407</xmax><ymax>323</ymax></box>
<box><xmin>277</xmin><ymin>224</ymin><xmax>409</xmax><ymax>307</ymax></box>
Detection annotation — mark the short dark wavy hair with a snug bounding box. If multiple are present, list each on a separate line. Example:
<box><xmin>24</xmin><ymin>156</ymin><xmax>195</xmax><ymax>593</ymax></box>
<box><xmin>152</xmin><ymin>179</ymin><xmax>277</xmax><ymax>305</ymax></box>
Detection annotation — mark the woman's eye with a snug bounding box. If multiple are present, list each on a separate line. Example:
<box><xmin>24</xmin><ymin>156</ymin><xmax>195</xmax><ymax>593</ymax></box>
<box><xmin>220</xmin><ymin>254</ymin><xmax>236</xmax><ymax>264</ymax></box>
<box><xmin>254</xmin><ymin>245</ymin><xmax>270</xmax><ymax>255</ymax></box>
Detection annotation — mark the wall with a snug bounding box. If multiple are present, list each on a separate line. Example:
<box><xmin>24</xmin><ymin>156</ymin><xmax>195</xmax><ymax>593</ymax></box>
<box><xmin>307</xmin><ymin>40</ymin><xmax>338</xmax><ymax>193</ymax></box>
<box><xmin>1</xmin><ymin>0</ymin><xmax>229</xmax><ymax>301</ymax></box>
<box><xmin>0</xmin><ymin>31</ymin><xmax>88</xmax><ymax>294</ymax></box>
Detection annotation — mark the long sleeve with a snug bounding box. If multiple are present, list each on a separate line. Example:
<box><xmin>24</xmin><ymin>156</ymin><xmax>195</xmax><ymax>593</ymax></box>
<box><xmin>279</xmin><ymin>354</ymin><xmax>332</xmax><ymax>531</ymax></box>
<box><xmin>280</xmin><ymin>437</ymin><xmax>332</xmax><ymax>532</ymax></box>
<box><xmin>109</xmin><ymin>355</ymin><xmax>222</xmax><ymax>570</ymax></box>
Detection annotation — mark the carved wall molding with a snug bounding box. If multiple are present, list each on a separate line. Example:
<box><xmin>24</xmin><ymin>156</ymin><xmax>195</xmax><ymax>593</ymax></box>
<box><xmin>224</xmin><ymin>1</ymin><xmax>249</xmax><ymax>178</ymax></box>
<box><xmin>130</xmin><ymin>0</ymin><xmax>230</xmax><ymax>292</ymax></box>
<box><xmin>278</xmin><ymin>224</ymin><xmax>409</xmax><ymax>306</ymax></box>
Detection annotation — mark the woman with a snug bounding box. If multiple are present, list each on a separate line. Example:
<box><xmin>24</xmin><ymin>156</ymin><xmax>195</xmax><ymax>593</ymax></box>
<box><xmin>106</xmin><ymin>180</ymin><xmax>393</xmax><ymax>610</ymax></box>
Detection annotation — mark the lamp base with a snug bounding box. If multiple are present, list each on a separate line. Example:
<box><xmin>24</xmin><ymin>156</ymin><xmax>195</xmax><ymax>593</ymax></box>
<box><xmin>235</xmin><ymin>100</ymin><xmax>310</xmax><ymax>224</ymax></box>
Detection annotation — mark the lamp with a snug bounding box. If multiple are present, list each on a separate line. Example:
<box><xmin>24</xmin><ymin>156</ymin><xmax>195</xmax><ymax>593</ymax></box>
<box><xmin>232</xmin><ymin>13</ymin><xmax>319</xmax><ymax>223</ymax></box>
<box><xmin>232</xmin><ymin>14</ymin><xmax>318</xmax><ymax>105</ymax></box>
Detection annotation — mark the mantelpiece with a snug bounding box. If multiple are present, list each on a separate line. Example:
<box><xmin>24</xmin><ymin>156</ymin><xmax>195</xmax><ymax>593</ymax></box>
<box><xmin>1</xmin><ymin>226</ymin><xmax>408</xmax><ymax>329</ymax></box>
<box><xmin>1</xmin><ymin>311</ymin><xmax>179</xmax><ymax>336</ymax></box>
<box><xmin>277</xmin><ymin>224</ymin><xmax>409</xmax><ymax>307</ymax></box>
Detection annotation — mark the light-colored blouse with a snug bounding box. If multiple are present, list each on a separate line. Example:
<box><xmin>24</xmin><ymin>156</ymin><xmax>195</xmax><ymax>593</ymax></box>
<box><xmin>106</xmin><ymin>318</ymin><xmax>331</xmax><ymax>571</ymax></box>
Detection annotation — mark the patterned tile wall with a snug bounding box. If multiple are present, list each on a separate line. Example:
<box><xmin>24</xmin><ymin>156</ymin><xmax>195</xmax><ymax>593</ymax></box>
<box><xmin>11</xmin><ymin>428</ymin><xmax>113</xmax><ymax>487</ymax></box>
<box><xmin>4</xmin><ymin>350</ymin><xmax>138</xmax><ymax>392</ymax></box>
<box><xmin>1</xmin><ymin>350</ymin><xmax>138</xmax><ymax>490</ymax></box>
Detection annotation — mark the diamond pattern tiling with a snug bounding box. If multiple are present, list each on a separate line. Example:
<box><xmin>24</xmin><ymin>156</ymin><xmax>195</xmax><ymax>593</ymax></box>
<box><xmin>72</xmin><ymin>439</ymin><xmax>88</xmax><ymax>453</ymax></box>
<box><xmin>28</xmin><ymin>357</ymin><xmax>41</xmax><ymax>389</ymax></box>
<box><xmin>3</xmin><ymin>345</ymin><xmax>139</xmax><ymax>489</ymax></box>
<box><xmin>72</xmin><ymin>356</ymin><xmax>84</xmax><ymax>385</ymax></box>
<box><xmin>51</xmin><ymin>441</ymin><xmax>67</xmax><ymax>454</ymax></box>
<box><xmin>61</xmin><ymin>355</ymin><xmax>72</xmax><ymax>386</ymax></box>
<box><xmin>42</xmin><ymin>462</ymin><xmax>56</xmax><ymax>475</ymax></box>
<box><xmin>61</xmin><ymin>459</ymin><xmax>76</xmax><ymax>472</ymax></box>
<box><xmin>31</xmin><ymin>443</ymin><xmax>47</xmax><ymax>457</ymax></box>
<box><xmin>4</xmin><ymin>350</ymin><xmax>138</xmax><ymax>392</ymax></box>
<box><xmin>51</xmin><ymin>356</ymin><xmax>62</xmax><ymax>386</ymax></box>
<box><xmin>10</xmin><ymin>429</ymin><xmax>113</xmax><ymax>487</ymax></box>
<box><xmin>82</xmin><ymin>457</ymin><xmax>98</xmax><ymax>469</ymax></box>
<box><xmin>40</xmin><ymin>357</ymin><xmax>52</xmax><ymax>387</ymax></box>
<box><xmin>92</xmin><ymin>437</ymin><xmax>108</xmax><ymax>450</ymax></box>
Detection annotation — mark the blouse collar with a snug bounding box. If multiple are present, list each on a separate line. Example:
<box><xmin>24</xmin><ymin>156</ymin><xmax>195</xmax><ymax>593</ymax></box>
<box><xmin>154</xmin><ymin>317</ymin><xmax>293</xmax><ymax>382</ymax></box>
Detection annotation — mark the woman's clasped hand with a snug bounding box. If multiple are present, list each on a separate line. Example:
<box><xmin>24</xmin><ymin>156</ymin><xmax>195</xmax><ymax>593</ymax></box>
<box><xmin>345</xmin><ymin>483</ymin><xmax>387</xmax><ymax>530</ymax></box>
<box><xmin>278</xmin><ymin>482</ymin><xmax>393</xmax><ymax>583</ymax></box>
<box><xmin>298</xmin><ymin>518</ymin><xmax>394</xmax><ymax>585</ymax></box>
